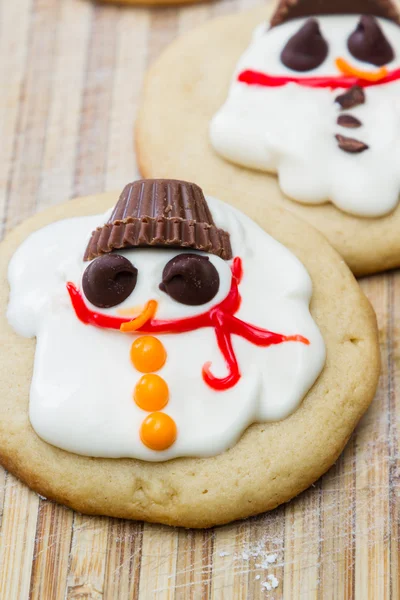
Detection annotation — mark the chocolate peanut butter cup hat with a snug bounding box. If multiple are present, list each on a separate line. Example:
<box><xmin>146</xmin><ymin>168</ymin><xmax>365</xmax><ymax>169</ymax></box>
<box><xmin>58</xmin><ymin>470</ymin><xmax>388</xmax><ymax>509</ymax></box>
<box><xmin>270</xmin><ymin>0</ymin><xmax>400</xmax><ymax>27</ymax></box>
<box><xmin>84</xmin><ymin>179</ymin><xmax>233</xmax><ymax>261</ymax></box>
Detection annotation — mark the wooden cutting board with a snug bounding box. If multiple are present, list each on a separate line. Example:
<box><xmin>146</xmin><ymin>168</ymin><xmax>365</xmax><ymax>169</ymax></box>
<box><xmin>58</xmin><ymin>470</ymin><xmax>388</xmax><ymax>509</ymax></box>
<box><xmin>0</xmin><ymin>0</ymin><xmax>398</xmax><ymax>597</ymax></box>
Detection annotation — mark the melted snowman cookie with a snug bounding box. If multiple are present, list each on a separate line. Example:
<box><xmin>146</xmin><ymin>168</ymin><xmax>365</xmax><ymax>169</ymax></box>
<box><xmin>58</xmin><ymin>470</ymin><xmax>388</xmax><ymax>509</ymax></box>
<box><xmin>7</xmin><ymin>179</ymin><xmax>325</xmax><ymax>461</ymax></box>
<box><xmin>210</xmin><ymin>1</ymin><xmax>400</xmax><ymax>217</ymax></box>
<box><xmin>0</xmin><ymin>183</ymin><xmax>379</xmax><ymax>526</ymax></box>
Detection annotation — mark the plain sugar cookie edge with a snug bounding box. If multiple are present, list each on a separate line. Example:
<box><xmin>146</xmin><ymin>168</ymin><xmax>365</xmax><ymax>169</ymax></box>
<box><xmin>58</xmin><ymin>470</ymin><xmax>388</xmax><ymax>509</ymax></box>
<box><xmin>0</xmin><ymin>192</ymin><xmax>380</xmax><ymax>528</ymax></box>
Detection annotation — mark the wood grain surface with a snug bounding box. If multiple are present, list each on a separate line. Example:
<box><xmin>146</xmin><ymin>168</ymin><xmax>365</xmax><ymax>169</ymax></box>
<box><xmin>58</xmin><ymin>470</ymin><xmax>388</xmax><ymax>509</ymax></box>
<box><xmin>0</xmin><ymin>0</ymin><xmax>398</xmax><ymax>598</ymax></box>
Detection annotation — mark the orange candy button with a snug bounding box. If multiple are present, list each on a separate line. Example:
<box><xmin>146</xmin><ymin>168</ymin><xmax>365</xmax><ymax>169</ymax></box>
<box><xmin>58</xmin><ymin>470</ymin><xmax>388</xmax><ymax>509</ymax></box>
<box><xmin>130</xmin><ymin>336</ymin><xmax>167</xmax><ymax>373</ymax></box>
<box><xmin>140</xmin><ymin>412</ymin><xmax>177</xmax><ymax>451</ymax></box>
<box><xmin>134</xmin><ymin>374</ymin><xmax>169</xmax><ymax>411</ymax></box>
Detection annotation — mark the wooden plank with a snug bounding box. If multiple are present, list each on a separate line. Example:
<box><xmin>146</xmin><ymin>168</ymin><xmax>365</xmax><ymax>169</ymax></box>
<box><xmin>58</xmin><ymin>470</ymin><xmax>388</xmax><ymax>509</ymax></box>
<box><xmin>355</xmin><ymin>277</ymin><xmax>390</xmax><ymax>600</ymax></box>
<box><xmin>174</xmin><ymin>529</ymin><xmax>214</xmax><ymax>599</ymax></box>
<box><xmin>137</xmin><ymin>524</ymin><xmax>178</xmax><ymax>598</ymax></box>
<box><xmin>0</xmin><ymin>0</ymin><xmax>33</xmax><ymax>232</ymax></box>
<box><xmin>147</xmin><ymin>7</ymin><xmax>179</xmax><ymax>67</ymax></box>
<box><xmin>73</xmin><ymin>3</ymin><xmax>119</xmax><ymax>198</ymax></box>
<box><xmin>4</xmin><ymin>0</ymin><xmax>61</xmax><ymax>232</ymax></box>
<box><xmin>319</xmin><ymin>442</ymin><xmax>356</xmax><ymax>600</ymax></box>
<box><xmin>178</xmin><ymin>3</ymin><xmax>210</xmax><ymax>34</ymax></box>
<box><xmin>246</xmin><ymin>511</ymin><xmax>284</xmax><ymax>600</ymax></box>
<box><xmin>389</xmin><ymin>272</ymin><xmax>400</xmax><ymax>600</ymax></box>
<box><xmin>29</xmin><ymin>502</ymin><xmax>74</xmax><ymax>600</ymax></box>
<box><xmin>103</xmin><ymin>521</ymin><xmax>143</xmax><ymax>600</ymax></box>
<box><xmin>211</xmin><ymin>522</ymin><xmax>249</xmax><ymax>599</ymax></box>
<box><xmin>65</xmin><ymin>515</ymin><xmax>109</xmax><ymax>599</ymax></box>
<box><xmin>105</xmin><ymin>8</ymin><xmax>150</xmax><ymax>191</ymax></box>
<box><xmin>283</xmin><ymin>487</ymin><xmax>321</xmax><ymax>599</ymax></box>
<box><xmin>0</xmin><ymin>476</ymin><xmax>39</xmax><ymax>600</ymax></box>
<box><xmin>0</xmin><ymin>468</ymin><xmax>7</xmax><ymax>533</ymax></box>
<box><xmin>36</xmin><ymin>0</ymin><xmax>93</xmax><ymax>210</ymax></box>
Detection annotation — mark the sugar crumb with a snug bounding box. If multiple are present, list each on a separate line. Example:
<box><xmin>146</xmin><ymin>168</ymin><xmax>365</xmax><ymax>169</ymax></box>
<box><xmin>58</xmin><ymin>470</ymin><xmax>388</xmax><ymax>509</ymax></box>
<box><xmin>268</xmin><ymin>574</ymin><xmax>279</xmax><ymax>589</ymax></box>
<box><xmin>262</xmin><ymin>581</ymin><xmax>272</xmax><ymax>591</ymax></box>
<box><xmin>266</xmin><ymin>554</ymin><xmax>277</xmax><ymax>564</ymax></box>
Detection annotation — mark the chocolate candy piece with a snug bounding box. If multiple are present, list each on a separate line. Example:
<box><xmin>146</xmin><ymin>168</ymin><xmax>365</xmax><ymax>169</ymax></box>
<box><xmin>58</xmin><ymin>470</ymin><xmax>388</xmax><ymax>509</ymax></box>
<box><xmin>337</xmin><ymin>114</ymin><xmax>362</xmax><ymax>128</ymax></box>
<box><xmin>159</xmin><ymin>253</ymin><xmax>220</xmax><ymax>306</ymax></box>
<box><xmin>84</xmin><ymin>179</ymin><xmax>232</xmax><ymax>262</ymax></box>
<box><xmin>82</xmin><ymin>254</ymin><xmax>138</xmax><ymax>308</ymax></box>
<box><xmin>270</xmin><ymin>0</ymin><xmax>400</xmax><ymax>28</ymax></box>
<box><xmin>281</xmin><ymin>19</ymin><xmax>328</xmax><ymax>72</ymax></box>
<box><xmin>335</xmin><ymin>134</ymin><xmax>369</xmax><ymax>154</ymax></box>
<box><xmin>335</xmin><ymin>86</ymin><xmax>365</xmax><ymax>110</ymax></box>
<box><xmin>348</xmin><ymin>15</ymin><xmax>394</xmax><ymax>67</ymax></box>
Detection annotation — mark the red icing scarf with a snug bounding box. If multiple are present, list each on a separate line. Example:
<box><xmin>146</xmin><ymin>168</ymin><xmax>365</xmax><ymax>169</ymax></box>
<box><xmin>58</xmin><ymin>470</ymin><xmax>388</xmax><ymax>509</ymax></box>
<box><xmin>237</xmin><ymin>67</ymin><xmax>400</xmax><ymax>89</ymax></box>
<box><xmin>67</xmin><ymin>258</ymin><xmax>309</xmax><ymax>391</ymax></box>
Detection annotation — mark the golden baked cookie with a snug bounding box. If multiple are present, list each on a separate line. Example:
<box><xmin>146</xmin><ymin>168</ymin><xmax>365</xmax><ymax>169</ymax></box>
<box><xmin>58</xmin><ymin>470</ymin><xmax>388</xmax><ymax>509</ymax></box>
<box><xmin>0</xmin><ymin>184</ymin><xmax>379</xmax><ymax>528</ymax></box>
<box><xmin>136</xmin><ymin>1</ymin><xmax>400</xmax><ymax>276</ymax></box>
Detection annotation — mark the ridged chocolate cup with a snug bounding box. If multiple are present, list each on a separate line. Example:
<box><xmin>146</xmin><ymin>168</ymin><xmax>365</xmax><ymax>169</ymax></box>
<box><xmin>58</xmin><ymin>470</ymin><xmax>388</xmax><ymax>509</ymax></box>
<box><xmin>270</xmin><ymin>0</ymin><xmax>400</xmax><ymax>27</ymax></box>
<box><xmin>84</xmin><ymin>179</ymin><xmax>233</xmax><ymax>261</ymax></box>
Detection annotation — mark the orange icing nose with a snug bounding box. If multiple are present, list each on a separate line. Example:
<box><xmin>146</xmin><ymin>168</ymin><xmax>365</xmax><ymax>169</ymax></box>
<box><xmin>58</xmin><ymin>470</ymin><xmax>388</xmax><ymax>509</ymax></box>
<box><xmin>130</xmin><ymin>336</ymin><xmax>167</xmax><ymax>373</ymax></box>
<box><xmin>140</xmin><ymin>412</ymin><xmax>177</xmax><ymax>451</ymax></box>
<box><xmin>120</xmin><ymin>300</ymin><xmax>158</xmax><ymax>332</ymax></box>
<box><xmin>134</xmin><ymin>374</ymin><xmax>169</xmax><ymax>411</ymax></box>
<box><xmin>335</xmin><ymin>57</ymin><xmax>388</xmax><ymax>82</ymax></box>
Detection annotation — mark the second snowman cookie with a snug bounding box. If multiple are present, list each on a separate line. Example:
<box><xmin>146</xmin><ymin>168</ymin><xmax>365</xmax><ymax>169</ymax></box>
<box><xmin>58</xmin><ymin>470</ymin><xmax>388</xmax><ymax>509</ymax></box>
<box><xmin>137</xmin><ymin>0</ymin><xmax>400</xmax><ymax>275</ymax></box>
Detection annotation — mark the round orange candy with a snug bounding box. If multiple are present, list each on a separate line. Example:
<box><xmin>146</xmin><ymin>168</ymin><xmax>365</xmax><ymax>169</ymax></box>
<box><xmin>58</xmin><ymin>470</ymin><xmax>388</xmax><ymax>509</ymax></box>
<box><xmin>130</xmin><ymin>336</ymin><xmax>167</xmax><ymax>373</ymax></box>
<box><xmin>140</xmin><ymin>412</ymin><xmax>177</xmax><ymax>451</ymax></box>
<box><xmin>134</xmin><ymin>374</ymin><xmax>169</xmax><ymax>411</ymax></box>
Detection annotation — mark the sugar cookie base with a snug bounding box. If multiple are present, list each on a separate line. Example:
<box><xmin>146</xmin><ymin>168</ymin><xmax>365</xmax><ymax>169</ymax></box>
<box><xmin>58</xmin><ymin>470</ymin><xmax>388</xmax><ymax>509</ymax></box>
<box><xmin>0</xmin><ymin>192</ymin><xmax>380</xmax><ymax>527</ymax></box>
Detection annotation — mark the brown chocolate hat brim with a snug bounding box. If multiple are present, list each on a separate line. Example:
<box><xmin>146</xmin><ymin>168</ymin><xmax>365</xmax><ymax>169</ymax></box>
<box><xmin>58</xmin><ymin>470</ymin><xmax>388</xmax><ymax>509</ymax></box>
<box><xmin>270</xmin><ymin>0</ymin><xmax>400</xmax><ymax>27</ymax></box>
<box><xmin>84</xmin><ymin>217</ymin><xmax>233</xmax><ymax>262</ymax></box>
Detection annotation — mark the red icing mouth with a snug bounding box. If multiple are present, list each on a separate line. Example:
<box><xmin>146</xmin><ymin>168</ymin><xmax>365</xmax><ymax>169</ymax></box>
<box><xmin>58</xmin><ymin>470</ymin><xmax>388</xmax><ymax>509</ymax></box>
<box><xmin>237</xmin><ymin>67</ymin><xmax>400</xmax><ymax>89</ymax></box>
<box><xmin>67</xmin><ymin>257</ymin><xmax>309</xmax><ymax>391</ymax></box>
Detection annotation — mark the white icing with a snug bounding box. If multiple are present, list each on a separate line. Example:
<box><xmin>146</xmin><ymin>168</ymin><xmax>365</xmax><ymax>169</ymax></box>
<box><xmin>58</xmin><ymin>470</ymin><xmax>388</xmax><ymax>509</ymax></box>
<box><xmin>210</xmin><ymin>16</ymin><xmax>400</xmax><ymax>217</ymax></box>
<box><xmin>7</xmin><ymin>197</ymin><xmax>325</xmax><ymax>461</ymax></box>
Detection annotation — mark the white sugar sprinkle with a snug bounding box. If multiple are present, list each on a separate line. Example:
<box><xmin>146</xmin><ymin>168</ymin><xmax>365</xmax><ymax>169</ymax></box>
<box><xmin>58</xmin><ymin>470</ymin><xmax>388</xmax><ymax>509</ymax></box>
<box><xmin>216</xmin><ymin>542</ymin><xmax>280</xmax><ymax>593</ymax></box>
<box><xmin>268</xmin><ymin>574</ymin><xmax>279</xmax><ymax>589</ymax></box>
<box><xmin>262</xmin><ymin>581</ymin><xmax>272</xmax><ymax>591</ymax></box>
<box><xmin>266</xmin><ymin>554</ymin><xmax>277</xmax><ymax>564</ymax></box>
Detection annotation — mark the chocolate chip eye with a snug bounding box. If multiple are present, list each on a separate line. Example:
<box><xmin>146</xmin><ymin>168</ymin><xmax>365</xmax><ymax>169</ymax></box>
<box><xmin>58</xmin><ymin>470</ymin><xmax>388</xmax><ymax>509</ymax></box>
<box><xmin>281</xmin><ymin>18</ymin><xmax>329</xmax><ymax>72</ymax></box>
<box><xmin>159</xmin><ymin>254</ymin><xmax>220</xmax><ymax>306</ymax></box>
<box><xmin>82</xmin><ymin>254</ymin><xmax>138</xmax><ymax>308</ymax></box>
<box><xmin>348</xmin><ymin>16</ymin><xmax>394</xmax><ymax>67</ymax></box>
